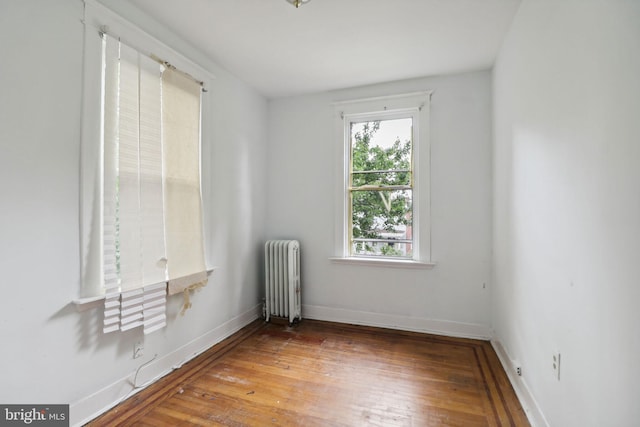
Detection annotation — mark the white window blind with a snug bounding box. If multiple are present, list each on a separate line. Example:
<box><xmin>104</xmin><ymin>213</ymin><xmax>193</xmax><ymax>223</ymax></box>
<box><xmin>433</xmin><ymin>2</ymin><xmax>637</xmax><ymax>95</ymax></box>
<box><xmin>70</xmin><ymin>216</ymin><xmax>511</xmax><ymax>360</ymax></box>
<box><xmin>102</xmin><ymin>35</ymin><xmax>121</xmax><ymax>334</ymax></box>
<box><xmin>100</xmin><ymin>35</ymin><xmax>205</xmax><ymax>334</ymax></box>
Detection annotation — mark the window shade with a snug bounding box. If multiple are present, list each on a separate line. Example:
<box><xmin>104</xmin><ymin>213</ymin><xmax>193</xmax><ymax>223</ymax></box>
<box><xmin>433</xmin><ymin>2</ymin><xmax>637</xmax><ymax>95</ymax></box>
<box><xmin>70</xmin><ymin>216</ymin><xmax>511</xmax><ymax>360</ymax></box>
<box><xmin>161</xmin><ymin>69</ymin><xmax>208</xmax><ymax>296</ymax></box>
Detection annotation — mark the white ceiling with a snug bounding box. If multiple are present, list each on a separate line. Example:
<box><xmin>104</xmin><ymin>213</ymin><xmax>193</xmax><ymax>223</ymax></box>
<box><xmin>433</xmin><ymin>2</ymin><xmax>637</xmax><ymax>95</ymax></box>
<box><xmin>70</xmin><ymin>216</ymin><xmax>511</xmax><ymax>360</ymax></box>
<box><xmin>128</xmin><ymin>0</ymin><xmax>521</xmax><ymax>99</ymax></box>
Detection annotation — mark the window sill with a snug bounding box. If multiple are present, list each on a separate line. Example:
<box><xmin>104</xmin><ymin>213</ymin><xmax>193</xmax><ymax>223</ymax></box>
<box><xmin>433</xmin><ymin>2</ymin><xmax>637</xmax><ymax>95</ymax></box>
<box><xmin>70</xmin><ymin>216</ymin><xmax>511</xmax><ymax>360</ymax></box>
<box><xmin>72</xmin><ymin>267</ymin><xmax>218</xmax><ymax>311</ymax></box>
<box><xmin>329</xmin><ymin>257</ymin><xmax>435</xmax><ymax>269</ymax></box>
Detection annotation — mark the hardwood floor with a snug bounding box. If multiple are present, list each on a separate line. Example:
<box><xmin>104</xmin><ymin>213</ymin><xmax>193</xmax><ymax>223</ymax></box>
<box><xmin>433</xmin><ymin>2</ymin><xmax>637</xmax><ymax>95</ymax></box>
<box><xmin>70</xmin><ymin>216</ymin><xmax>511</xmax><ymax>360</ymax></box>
<box><xmin>88</xmin><ymin>320</ymin><xmax>529</xmax><ymax>426</ymax></box>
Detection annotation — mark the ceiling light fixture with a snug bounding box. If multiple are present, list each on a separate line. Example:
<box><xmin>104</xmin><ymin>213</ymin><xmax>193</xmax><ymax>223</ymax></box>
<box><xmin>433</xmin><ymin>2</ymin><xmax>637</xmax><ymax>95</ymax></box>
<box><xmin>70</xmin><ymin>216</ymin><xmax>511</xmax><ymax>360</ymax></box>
<box><xmin>286</xmin><ymin>0</ymin><xmax>311</xmax><ymax>8</ymax></box>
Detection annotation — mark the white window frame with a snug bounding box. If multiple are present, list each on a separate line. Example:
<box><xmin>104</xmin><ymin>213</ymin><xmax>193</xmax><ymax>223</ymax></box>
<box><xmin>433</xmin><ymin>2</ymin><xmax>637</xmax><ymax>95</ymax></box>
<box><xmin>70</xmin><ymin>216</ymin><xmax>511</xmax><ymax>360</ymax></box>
<box><xmin>331</xmin><ymin>92</ymin><xmax>435</xmax><ymax>269</ymax></box>
<box><xmin>76</xmin><ymin>0</ymin><xmax>215</xmax><ymax>304</ymax></box>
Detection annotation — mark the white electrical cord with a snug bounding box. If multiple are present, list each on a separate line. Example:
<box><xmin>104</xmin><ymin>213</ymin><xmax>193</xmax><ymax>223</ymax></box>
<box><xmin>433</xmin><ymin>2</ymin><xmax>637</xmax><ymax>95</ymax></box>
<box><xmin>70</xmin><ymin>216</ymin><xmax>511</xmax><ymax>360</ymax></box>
<box><xmin>132</xmin><ymin>353</ymin><xmax>159</xmax><ymax>388</ymax></box>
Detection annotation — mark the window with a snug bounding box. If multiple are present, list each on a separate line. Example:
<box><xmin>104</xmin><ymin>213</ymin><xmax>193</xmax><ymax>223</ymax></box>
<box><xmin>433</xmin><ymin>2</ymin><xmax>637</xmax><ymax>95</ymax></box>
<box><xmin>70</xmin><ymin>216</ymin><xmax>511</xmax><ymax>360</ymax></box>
<box><xmin>334</xmin><ymin>92</ymin><xmax>433</xmax><ymax>266</ymax></box>
<box><xmin>349</xmin><ymin>115</ymin><xmax>414</xmax><ymax>258</ymax></box>
<box><xmin>78</xmin><ymin>1</ymin><xmax>212</xmax><ymax>334</ymax></box>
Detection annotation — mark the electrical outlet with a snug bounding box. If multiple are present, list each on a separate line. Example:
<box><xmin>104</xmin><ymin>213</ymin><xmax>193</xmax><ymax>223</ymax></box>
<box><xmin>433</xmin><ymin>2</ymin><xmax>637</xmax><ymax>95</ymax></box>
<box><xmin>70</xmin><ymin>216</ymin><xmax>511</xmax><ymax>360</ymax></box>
<box><xmin>516</xmin><ymin>366</ymin><xmax>522</xmax><ymax>376</ymax></box>
<box><xmin>552</xmin><ymin>352</ymin><xmax>561</xmax><ymax>380</ymax></box>
<box><xmin>134</xmin><ymin>341</ymin><xmax>144</xmax><ymax>359</ymax></box>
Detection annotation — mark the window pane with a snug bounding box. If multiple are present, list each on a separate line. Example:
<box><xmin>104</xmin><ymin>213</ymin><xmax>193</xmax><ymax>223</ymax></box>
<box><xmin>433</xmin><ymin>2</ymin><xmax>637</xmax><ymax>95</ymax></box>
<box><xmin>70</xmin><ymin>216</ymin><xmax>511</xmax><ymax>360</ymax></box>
<box><xmin>351</xmin><ymin>189</ymin><xmax>413</xmax><ymax>258</ymax></box>
<box><xmin>351</xmin><ymin>118</ymin><xmax>412</xmax><ymax>175</ymax></box>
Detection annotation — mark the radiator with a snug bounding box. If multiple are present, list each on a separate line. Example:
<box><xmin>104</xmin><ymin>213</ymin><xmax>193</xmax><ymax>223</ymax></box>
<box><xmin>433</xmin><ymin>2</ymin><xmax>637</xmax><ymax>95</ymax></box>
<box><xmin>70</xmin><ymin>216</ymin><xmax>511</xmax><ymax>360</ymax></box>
<box><xmin>265</xmin><ymin>240</ymin><xmax>301</xmax><ymax>324</ymax></box>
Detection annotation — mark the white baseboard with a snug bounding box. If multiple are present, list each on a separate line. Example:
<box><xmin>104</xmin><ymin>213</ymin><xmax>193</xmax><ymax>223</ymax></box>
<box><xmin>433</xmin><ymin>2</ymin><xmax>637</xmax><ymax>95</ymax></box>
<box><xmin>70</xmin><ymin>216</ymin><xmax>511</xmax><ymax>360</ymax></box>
<box><xmin>70</xmin><ymin>304</ymin><xmax>262</xmax><ymax>427</ymax></box>
<box><xmin>491</xmin><ymin>339</ymin><xmax>549</xmax><ymax>427</ymax></box>
<box><xmin>302</xmin><ymin>304</ymin><xmax>492</xmax><ymax>340</ymax></box>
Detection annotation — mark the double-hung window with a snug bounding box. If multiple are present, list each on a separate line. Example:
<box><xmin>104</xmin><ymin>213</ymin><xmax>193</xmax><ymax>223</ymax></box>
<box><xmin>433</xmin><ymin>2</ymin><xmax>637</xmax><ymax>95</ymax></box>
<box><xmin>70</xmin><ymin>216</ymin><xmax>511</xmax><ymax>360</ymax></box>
<box><xmin>349</xmin><ymin>113</ymin><xmax>414</xmax><ymax>257</ymax></box>
<box><xmin>334</xmin><ymin>92</ymin><xmax>433</xmax><ymax>266</ymax></box>
<box><xmin>78</xmin><ymin>1</ymin><xmax>211</xmax><ymax>334</ymax></box>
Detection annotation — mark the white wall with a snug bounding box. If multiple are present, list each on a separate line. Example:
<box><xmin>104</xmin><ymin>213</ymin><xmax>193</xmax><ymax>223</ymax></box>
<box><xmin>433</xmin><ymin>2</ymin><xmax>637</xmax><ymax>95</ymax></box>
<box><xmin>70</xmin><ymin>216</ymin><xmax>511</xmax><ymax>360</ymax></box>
<box><xmin>492</xmin><ymin>1</ymin><xmax>640</xmax><ymax>425</ymax></box>
<box><xmin>267</xmin><ymin>71</ymin><xmax>493</xmax><ymax>336</ymax></box>
<box><xmin>0</xmin><ymin>1</ymin><xmax>268</xmax><ymax>424</ymax></box>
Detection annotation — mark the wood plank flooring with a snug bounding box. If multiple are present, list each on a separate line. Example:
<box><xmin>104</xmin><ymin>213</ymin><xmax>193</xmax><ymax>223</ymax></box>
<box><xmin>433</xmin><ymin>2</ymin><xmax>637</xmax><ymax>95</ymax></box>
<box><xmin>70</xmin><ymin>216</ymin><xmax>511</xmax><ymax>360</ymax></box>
<box><xmin>88</xmin><ymin>320</ymin><xmax>529</xmax><ymax>426</ymax></box>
